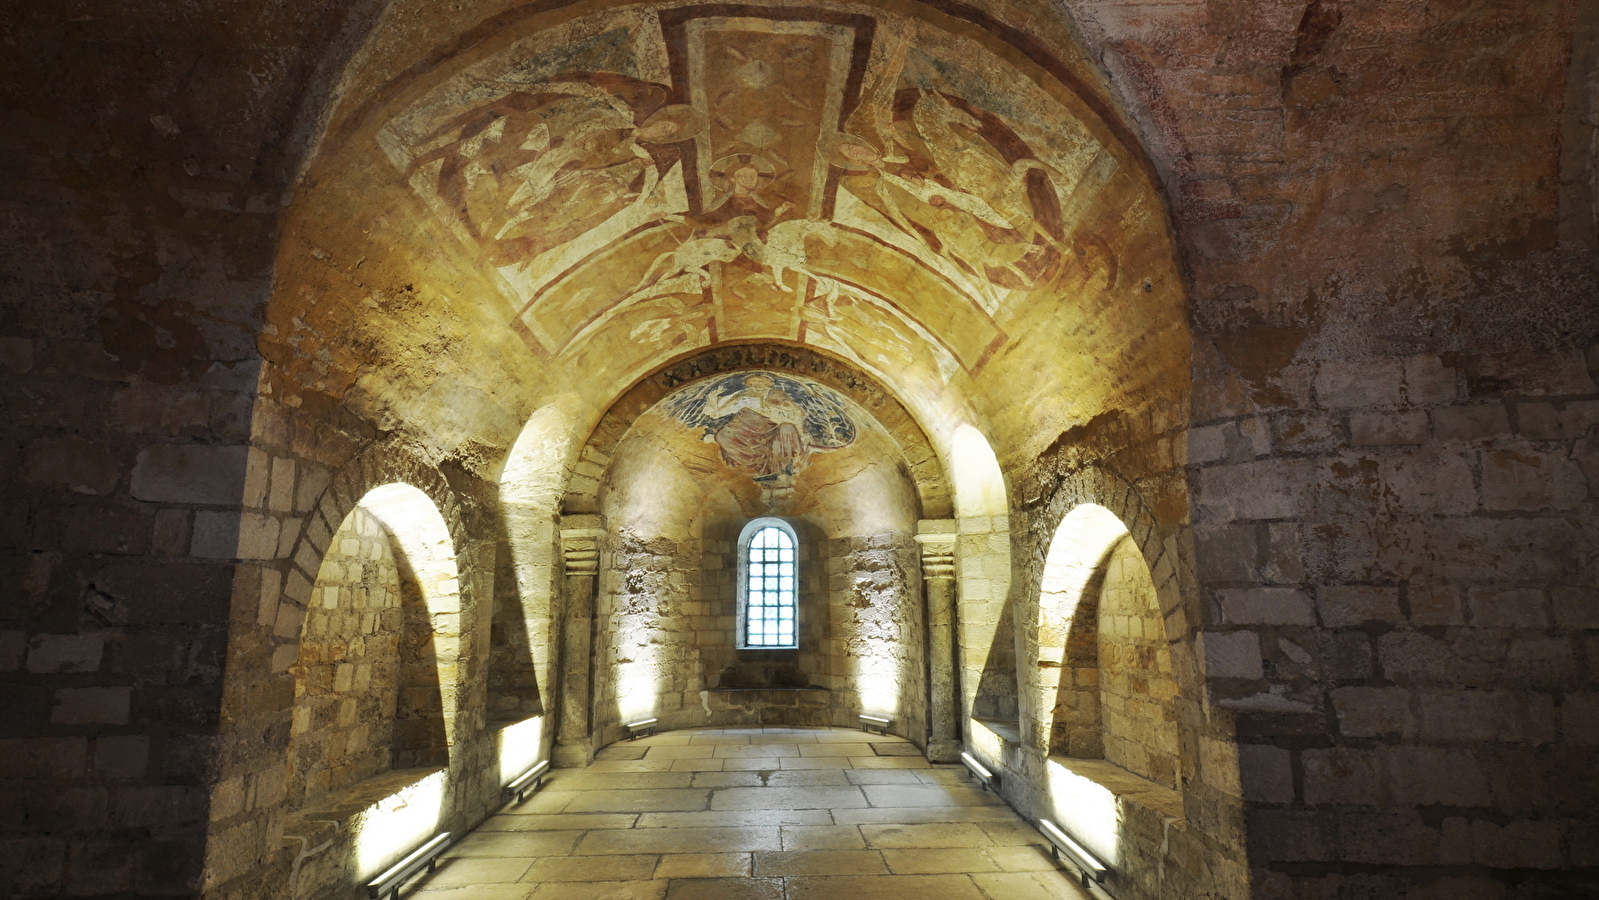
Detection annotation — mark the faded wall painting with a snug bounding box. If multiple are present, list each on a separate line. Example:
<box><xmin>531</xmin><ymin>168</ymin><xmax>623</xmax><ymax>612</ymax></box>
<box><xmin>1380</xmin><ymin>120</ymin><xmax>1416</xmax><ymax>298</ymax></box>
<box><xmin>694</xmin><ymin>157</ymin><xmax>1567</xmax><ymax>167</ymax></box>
<box><xmin>662</xmin><ymin>372</ymin><xmax>856</xmax><ymax>485</ymax></box>
<box><xmin>376</xmin><ymin>4</ymin><xmax>1122</xmax><ymax>378</ymax></box>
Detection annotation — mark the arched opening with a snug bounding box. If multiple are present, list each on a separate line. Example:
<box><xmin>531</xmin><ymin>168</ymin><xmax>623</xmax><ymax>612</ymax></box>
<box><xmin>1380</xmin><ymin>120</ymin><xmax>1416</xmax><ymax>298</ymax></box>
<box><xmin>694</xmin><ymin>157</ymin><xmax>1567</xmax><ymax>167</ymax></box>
<box><xmin>278</xmin><ymin>483</ymin><xmax>461</xmax><ymax>894</ymax></box>
<box><xmin>286</xmin><ymin>486</ymin><xmax>457</xmax><ymax>808</ymax></box>
<box><xmin>1036</xmin><ymin>503</ymin><xmax>1179</xmax><ymax>786</ymax></box>
<box><xmin>585</xmin><ymin>366</ymin><xmax>927</xmax><ymax>745</ymax></box>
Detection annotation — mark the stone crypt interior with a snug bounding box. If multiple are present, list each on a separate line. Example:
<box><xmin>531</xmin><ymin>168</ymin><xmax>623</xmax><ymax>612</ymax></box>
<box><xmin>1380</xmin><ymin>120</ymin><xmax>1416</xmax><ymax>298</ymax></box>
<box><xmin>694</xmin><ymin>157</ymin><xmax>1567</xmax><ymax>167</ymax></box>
<box><xmin>2</xmin><ymin>1</ymin><xmax>1598</xmax><ymax>899</ymax></box>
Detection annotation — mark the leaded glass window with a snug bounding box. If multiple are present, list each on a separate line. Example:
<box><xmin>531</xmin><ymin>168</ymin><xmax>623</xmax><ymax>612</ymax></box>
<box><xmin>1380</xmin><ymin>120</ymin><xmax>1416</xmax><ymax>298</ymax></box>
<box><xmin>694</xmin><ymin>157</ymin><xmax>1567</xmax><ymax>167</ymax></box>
<box><xmin>739</xmin><ymin>519</ymin><xmax>798</xmax><ymax>649</ymax></box>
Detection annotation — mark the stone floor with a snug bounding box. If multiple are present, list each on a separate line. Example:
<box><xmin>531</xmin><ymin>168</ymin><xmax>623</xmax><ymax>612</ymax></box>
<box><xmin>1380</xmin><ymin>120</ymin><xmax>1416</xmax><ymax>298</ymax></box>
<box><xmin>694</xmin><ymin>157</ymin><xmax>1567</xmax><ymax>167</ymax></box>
<box><xmin>406</xmin><ymin>726</ymin><xmax>1091</xmax><ymax>899</ymax></box>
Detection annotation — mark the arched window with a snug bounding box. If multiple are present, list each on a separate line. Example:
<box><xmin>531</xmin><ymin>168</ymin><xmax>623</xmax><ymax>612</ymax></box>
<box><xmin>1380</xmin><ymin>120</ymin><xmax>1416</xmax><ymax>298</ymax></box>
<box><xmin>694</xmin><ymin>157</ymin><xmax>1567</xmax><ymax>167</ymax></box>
<box><xmin>738</xmin><ymin>518</ymin><xmax>798</xmax><ymax>649</ymax></box>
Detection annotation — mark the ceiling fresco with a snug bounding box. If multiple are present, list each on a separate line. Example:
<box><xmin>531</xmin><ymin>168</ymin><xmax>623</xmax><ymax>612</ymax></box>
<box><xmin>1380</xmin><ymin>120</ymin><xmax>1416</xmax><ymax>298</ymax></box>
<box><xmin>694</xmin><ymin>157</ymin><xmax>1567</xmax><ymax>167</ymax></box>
<box><xmin>375</xmin><ymin>3</ymin><xmax>1123</xmax><ymax>383</ymax></box>
<box><xmin>611</xmin><ymin>368</ymin><xmax>914</xmax><ymax>520</ymax></box>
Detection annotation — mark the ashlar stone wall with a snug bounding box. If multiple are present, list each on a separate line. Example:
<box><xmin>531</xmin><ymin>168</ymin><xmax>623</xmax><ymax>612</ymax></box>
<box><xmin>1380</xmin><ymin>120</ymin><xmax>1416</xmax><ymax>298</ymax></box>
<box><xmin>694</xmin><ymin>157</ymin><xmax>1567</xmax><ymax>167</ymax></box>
<box><xmin>1097</xmin><ymin>537</ymin><xmax>1182</xmax><ymax>791</ymax></box>
<box><xmin>288</xmin><ymin>507</ymin><xmax>405</xmax><ymax>807</ymax></box>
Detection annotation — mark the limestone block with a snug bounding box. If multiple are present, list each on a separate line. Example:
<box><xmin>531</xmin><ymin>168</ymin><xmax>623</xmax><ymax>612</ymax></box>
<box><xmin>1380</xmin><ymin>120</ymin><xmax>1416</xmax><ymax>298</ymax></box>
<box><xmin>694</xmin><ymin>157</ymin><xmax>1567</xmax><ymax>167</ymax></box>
<box><xmin>1467</xmin><ymin>587</ymin><xmax>1548</xmax><ymax>628</ymax></box>
<box><xmin>51</xmin><ymin>687</ymin><xmax>131</xmax><ymax>725</ymax></box>
<box><xmin>1199</xmin><ymin>459</ymin><xmax>1310</xmax><ymax>520</ymax></box>
<box><xmin>1317</xmin><ymin>358</ymin><xmax>1403</xmax><ymax>408</ymax></box>
<box><xmin>1378</xmin><ymin>448</ymin><xmax>1476</xmax><ymax>515</ymax></box>
<box><xmin>1561</xmin><ymin>693</ymin><xmax>1599</xmax><ymax>743</ymax></box>
<box><xmin>151</xmin><ymin>508</ymin><xmax>191</xmax><ymax>556</ymax></box>
<box><xmin>1188</xmin><ymin>424</ymin><xmax>1227</xmax><ymax>464</ymax></box>
<box><xmin>0</xmin><ymin>737</ymin><xmax>88</xmax><ymax>777</ymax></box>
<box><xmin>1318</xmin><ymin>586</ymin><xmax>1401</xmax><ymax>627</ymax></box>
<box><xmin>269</xmin><ymin>457</ymin><xmax>296</xmax><ymax>512</ymax></box>
<box><xmin>1382</xmin><ymin>747</ymin><xmax>1488</xmax><ymax>806</ymax></box>
<box><xmin>26</xmin><ymin>634</ymin><xmax>105</xmax><ymax>673</ymax></box>
<box><xmin>1199</xmin><ymin>630</ymin><xmax>1262</xmax><ymax>679</ymax></box>
<box><xmin>1331</xmin><ymin>686</ymin><xmax>1413</xmax><ymax>737</ymax></box>
<box><xmin>191</xmin><ymin>510</ymin><xmax>241</xmax><ymax>559</ymax></box>
<box><xmin>1334</xmin><ymin>810</ymin><xmax>1439</xmax><ymax>865</ymax></box>
<box><xmin>1480</xmin><ymin>448</ymin><xmax>1587</xmax><ymax>511</ymax></box>
<box><xmin>232</xmin><ymin>512</ymin><xmax>280</xmax><ymax>561</ymax></box>
<box><xmin>92</xmin><ymin>735</ymin><xmax>150</xmax><ymax>779</ymax></box>
<box><xmin>1237</xmin><ymin>743</ymin><xmax>1294</xmax><ymax>803</ymax></box>
<box><xmin>1218</xmin><ymin>588</ymin><xmax>1315</xmax><ymax>625</ymax></box>
<box><xmin>1517</xmin><ymin>402</ymin><xmax>1562</xmax><ymax>440</ymax></box>
<box><xmin>1417</xmin><ymin>689</ymin><xmax>1555</xmax><ymax>743</ymax></box>
<box><xmin>1432</xmin><ymin>404</ymin><xmax>1511</xmax><ymax>442</ymax></box>
<box><xmin>1408</xmin><ymin>585</ymin><xmax>1465</xmax><ymax>626</ymax></box>
<box><xmin>130</xmin><ymin>444</ymin><xmax>248</xmax><ymax>505</ymax></box>
<box><xmin>242</xmin><ymin>448</ymin><xmax>272</xmax><ymax>509</ymax></box>
<box><xmin>1553</xmin><ymin>587</ymin><xmax>1599</xmax><ymax>629</ymax></box>
<box><xmin>1403</xmin><ymin>355</ymin><xmax>1457</xmax><ymax>404</ymax></box>
<box><xmin>1303</xmin><ymin>748</ymin><xmax>1382</xmax><ymax>806</ymax></box>
<box><xmin>0</xmin><ymin>630</ymin><xmax>24</xmax><ymax>671</ymax></box>
<box><xmin>115</xmin><ymin>785</ymin><xmax>206</xmax><ymax>829</ymax></box>
<box><xmin>0</xmin><ymin>335</ymin><xmax>34</xmax><ymax>373</ymax></box>
<box><xmin>1247</xmin><ymin>809</ymin><xmax>1334</xmax><ymax>862</ymax></box>
<box><xmin>1469</xmin><ymin>818</ymin><xmax>1565</xmax><ymax>869</ymax></box>
<box><xmin>22</xmin><ymin>436</ymin><xmax>122</xmax><ymax>495</ymax></box>
<box><xmin>1350</xmin><ymin>410</ymin><xmax>1428</xmax><ymax>446</ymax></box>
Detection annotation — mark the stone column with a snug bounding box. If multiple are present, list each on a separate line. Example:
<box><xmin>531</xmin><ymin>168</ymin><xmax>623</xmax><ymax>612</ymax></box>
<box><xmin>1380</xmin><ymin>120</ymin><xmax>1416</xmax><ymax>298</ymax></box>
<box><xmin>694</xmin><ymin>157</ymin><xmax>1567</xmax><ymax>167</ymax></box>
<box><xmin>917</xmin><ymin>519</ymin><xmax>960</xmax><ymax>763</ymax></box>
<box><xmin>553</xmin><ymin>515</ymin><xmax>601</xmax><ymax>767</ymax></box>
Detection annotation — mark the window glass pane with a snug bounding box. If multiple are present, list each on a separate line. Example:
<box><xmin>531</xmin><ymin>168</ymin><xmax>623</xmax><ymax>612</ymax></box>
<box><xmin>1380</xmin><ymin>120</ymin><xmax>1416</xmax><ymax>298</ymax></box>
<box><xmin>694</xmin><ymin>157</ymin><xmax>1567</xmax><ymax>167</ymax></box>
<box><xmin>744</xmin><ymin>522</ymin><xmax>797</xmax><ymax>647</ymax></box>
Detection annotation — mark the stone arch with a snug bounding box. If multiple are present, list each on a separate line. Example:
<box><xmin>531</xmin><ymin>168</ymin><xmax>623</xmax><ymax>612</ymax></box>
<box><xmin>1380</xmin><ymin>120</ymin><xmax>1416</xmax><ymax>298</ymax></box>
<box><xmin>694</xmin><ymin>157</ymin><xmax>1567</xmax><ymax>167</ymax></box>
<box><xmin>1018</xmin><ymin>468</ymin><xmax>1184</xmax><ymax>752</ymax></box>
<box><xmin>1034</xmin><ymin>503</ymin><xmax>1181</xmax><ymax>790</ymax></box>
<box><xmin>284</xmin><ymin>482</ymin><xmax>459</xmax><ymax>810</ymax></box>
<box><xmin>284</xmin><ymin>447</ymin><xmax>474</xmax><ymax>748</ymax></box>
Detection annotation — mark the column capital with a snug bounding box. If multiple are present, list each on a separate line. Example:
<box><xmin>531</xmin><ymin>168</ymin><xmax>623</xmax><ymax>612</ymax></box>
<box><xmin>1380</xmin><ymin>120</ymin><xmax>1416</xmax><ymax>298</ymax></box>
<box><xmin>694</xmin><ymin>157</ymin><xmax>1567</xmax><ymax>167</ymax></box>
<box><xmin>915</xmin><ymin>519</ymin><xmax>956</xmax><ymax>580</ymax></box>
<box><xmin>560</xmin><ymin>515</ymin><xmax>602</xmax><ymax>577</ymax></box>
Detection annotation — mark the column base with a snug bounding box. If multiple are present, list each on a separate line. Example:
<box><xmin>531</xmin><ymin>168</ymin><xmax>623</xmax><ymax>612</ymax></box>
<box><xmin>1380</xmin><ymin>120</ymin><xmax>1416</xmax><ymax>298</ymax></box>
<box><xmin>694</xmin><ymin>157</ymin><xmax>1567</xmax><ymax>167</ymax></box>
<box><xmin>925</xmin><ymin>739</ymin><xmax>962</xmax><ymax>764</ymax></box>
<box><xmin>552</xmin><ymin>739</ymin><xmax>594</xmax><ymax>768</ymax></box>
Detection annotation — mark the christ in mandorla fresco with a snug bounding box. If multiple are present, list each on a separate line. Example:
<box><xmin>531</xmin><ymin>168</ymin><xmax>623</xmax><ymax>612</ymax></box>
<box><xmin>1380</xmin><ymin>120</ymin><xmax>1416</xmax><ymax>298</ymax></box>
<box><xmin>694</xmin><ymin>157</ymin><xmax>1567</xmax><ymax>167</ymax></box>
<box><xmin>663</xmin><ymin>372</ymin><xmax>857</xmax><ymax>484</ymax></box>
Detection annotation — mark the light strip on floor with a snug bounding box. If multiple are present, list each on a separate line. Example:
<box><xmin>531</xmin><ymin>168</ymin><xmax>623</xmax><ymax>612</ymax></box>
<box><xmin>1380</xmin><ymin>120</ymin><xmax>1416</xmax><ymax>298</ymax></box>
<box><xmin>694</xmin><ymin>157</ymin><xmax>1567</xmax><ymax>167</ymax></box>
<box><xmin>1038</xmin><ymin>818</ymin><xmax>1107</xmax><ymax>886</ymax></box>
<box><xmin>366</xmin><ymin>832</ymin><xmax>451</xmax><ymax>899</ymax></box>
<box><xmin>626</xmin><ymin>718</ymin><xmax>658</xmax><ymax>739</ymax></box>
<box><xmin>504</xmin><ymin>759</ymin><xmax>549</xmax><ymax>803</ymax></box>
<box><xmin>959</xmin><ymin>752</ymin><xmax>997</xmax><ymax>791</ymax></box>
<box><xmin>858</xmin><ymin>714</ymin><xmax>891</xmax><ymax>734</ymax></box>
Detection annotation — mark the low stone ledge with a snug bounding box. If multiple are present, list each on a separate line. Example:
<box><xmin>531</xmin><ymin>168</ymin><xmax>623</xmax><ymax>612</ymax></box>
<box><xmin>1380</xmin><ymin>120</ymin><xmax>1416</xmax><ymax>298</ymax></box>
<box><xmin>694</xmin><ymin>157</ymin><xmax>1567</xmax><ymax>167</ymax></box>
<box><xmin>281</xmin><ymin>766</ymin><xmax>448</xmax><ymax>899</ymax></box>
<box><xmin>704</xmin><ymin>687</ymin><xmax>831</xmax><ymax>709</ymax></box>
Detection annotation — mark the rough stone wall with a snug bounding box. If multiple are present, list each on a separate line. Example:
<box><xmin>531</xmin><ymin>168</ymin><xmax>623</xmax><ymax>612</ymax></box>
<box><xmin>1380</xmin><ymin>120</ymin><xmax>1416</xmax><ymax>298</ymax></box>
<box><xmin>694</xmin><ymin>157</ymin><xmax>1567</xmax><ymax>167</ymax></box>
<box><xmin>1097</xmin><ymin>537</ymin><xmax>1182</xmax><ymax>790</ymax></box>
<box><xmin>827</xmin><ymin>534</ymin><xmax>926</xmax><ymax>741</ymax></box>
<box><xmin>287</xmin><ymin>507</ymin><xmax>403</xmax><ymax>807</ymax></box>
<box><xmin>1048</xmin><ymin>1</ymin><xmax>1599</xmax><ymax>895</ymax></box>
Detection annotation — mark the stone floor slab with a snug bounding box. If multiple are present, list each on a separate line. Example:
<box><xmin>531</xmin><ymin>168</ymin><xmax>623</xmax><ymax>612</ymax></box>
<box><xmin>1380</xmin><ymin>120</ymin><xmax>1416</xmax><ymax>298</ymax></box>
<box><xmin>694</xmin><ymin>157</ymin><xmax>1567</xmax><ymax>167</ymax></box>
<box><xmin>530</xmin><ymin>880</ymin><xmax>669</xmax><ymax>900</ymax></box>
<box><xmin>711</xmin><ymin>785</ymin><xmax>867</xmax><ymax>810</ymax></box>
<box><xmin>426</xmin><ymin>857</ymin><xmax>534</xmax><ymax>884</ymax></box>
<box><xmin>861</xmin><ymin>822</ymin><xmax>994</xmax><ymax>849</ymax></box>
<box><xmin>523</xmin><ymin>854</ymin><xmax>658</xmax><ymax>882</ymax></box>
<box><xmin>652</xmin><ymin>853</ymin><xmax>753</xmax><ymax>879</ymax></box>
<box><xmin>662</xmin><ymin>877</ymin><xmax>785</xmax><ymax>900</ymax></box>
<box><xmin>446</xmin><ymin>831</ymin><xmax>586</xmax><ymax>857</ymax></box>
<box><xmin>881</xmin><ymin>848</ymin><xmax>1000</xmax><ymax>874</ymax></box>
<box><xmin>637</xmin><ymin>809</ymin><xmax>833</xmax><ymax>829</ymax></box>
<box><xmin>752</xmin><ymin>849</ymin><xmax>890</xmax><ymax>876</ymax></box>
<box><xmin>784</xmin><ymin>874</ymin><xmax>988</xmax><ymax>900</ymax></box>
<box><xmin>441</xmin><ymin>728</ymin><xmax>1084</xmax><ymax>900</ymax></box>
<box><xmin>780</xmin><ymin>824</ymin><xmax>868</xmax><ymax>850</ymax></box>
<box><xmin>564</xmin><ymin>789</ymin><xmax>712</xmax><ymax>814</ymax></box>
<box><xmin>970</xmin><ymin>871</ymin><xmax>1092</xmax><ymax>900</ymax></box>
<box><xmin>575</xmin><ymin>826</ymin><xmax>783</xmax><ymax>855</ymax></box>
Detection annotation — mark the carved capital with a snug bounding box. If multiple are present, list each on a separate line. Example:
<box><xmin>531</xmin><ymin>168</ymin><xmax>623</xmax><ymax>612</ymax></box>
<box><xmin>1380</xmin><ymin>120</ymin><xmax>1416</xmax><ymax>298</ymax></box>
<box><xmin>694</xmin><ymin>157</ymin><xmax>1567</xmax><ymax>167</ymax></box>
<box><xmin>915</xmin><ymin>519</ymin><xmax>957</xmax><ymax>580</ymax></box>
<box><xmin>560</xmin><ymin>514</ymin><xmax>603</xmax><ymax>578</ymax></box>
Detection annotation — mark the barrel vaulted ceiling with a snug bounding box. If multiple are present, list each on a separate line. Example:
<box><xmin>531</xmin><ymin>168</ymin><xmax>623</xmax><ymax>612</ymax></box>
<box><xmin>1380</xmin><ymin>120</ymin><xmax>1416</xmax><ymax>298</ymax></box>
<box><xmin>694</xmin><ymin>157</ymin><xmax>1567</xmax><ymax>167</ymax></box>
<box><xmin>270</xmin><ymin>0</ymin><xmax>1187</xmax><ymax>470</ymax></box>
